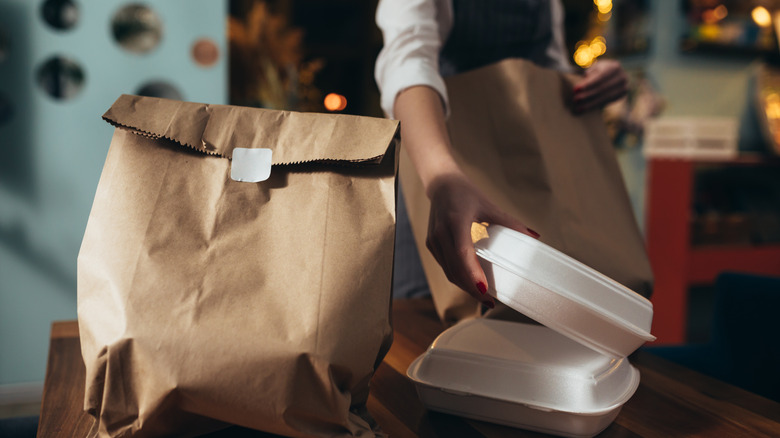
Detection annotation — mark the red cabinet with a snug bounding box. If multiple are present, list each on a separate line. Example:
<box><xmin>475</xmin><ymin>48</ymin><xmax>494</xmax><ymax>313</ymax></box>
<box><xmin>645</xmin><ymin>157</ymin><xmax>780</xmax><ymax>344</ymax></box>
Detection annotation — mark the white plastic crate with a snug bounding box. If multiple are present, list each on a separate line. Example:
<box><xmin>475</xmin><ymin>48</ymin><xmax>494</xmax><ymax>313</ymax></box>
<box><xmin>643</xmin><ymin>117</ymin><xmax>739</xmax><ymax>160</ymax></box>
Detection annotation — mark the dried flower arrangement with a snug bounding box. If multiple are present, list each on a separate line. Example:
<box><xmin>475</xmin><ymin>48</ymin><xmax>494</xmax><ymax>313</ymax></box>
<box><xmin>229</xmin><ymin>0</ymin><xmax>324</xmax><ymax>111</ymax></box>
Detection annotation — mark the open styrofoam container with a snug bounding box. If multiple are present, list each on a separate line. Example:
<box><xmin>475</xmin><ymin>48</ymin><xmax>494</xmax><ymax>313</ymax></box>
<box><xmin>407</xmin><ymin>225</ymin><xmax>655</xmax><ymax>436</ymax></box>
<box><xmin>407</xmin><ymin>319</ymin><xmax>640</xmax><ymax>438</ymax></box>
<box><xmin>475</xmin><ymin>225</ymin><xmax>655</xmax><ymax>359</ymax></box>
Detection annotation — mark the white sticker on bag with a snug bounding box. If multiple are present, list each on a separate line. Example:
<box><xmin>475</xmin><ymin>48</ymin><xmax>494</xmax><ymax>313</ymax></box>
<box><xmin>231</xmin><ymin>148</ymin><xmax>273</xmax><ymax>182</ymax></box>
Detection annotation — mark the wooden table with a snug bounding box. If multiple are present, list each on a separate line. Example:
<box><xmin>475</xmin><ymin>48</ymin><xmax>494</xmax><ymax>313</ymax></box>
<box><xmin>38</xmin><ymin>299</ymin><xmax>780</xmax><ymax>437</ymax></box>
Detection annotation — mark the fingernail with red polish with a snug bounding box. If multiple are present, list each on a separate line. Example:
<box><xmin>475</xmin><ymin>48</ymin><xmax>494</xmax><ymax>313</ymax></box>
<box><xmin>527</xmin><ymin>228</ymin><xmax>540</xmax><ymax>239</ymax></box>
<box><xmin>476</xmin><ymin>281</ymin><xmax>488</xmax><ymax>295</ymax></box>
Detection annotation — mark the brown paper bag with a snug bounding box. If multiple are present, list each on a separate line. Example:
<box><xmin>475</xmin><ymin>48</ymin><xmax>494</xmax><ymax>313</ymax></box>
<box><xmin>400</xmin><ymin>58</ymin><xmax>654</xmax><ymax>325</ymax></box>
<box><xmin>77</xmin><ymin>95</ymin><xmax>399</xmax><ymax>437</ymax></box>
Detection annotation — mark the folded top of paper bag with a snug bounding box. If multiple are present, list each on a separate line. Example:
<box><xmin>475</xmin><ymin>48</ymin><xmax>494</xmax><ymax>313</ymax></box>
<box><xmin>102</xmin><ymin>94</ymin><xmax>400</xmax><ymax>165</ymax></box>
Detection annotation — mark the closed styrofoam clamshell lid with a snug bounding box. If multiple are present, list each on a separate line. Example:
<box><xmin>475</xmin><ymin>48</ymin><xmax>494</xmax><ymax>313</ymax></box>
<box><xmin>407</xmin><ymin>319</ymin><xmax>640</xmax><ymax>415</ymax></box>
<box><xmin>474</xmin><ymin>225</ymin><xmax>656</xmax><ymax>359</ymax></box>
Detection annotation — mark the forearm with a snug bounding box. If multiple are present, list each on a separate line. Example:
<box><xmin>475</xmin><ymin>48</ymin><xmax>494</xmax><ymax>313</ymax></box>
<box><xmin>394</xmin><ymin>85</ymin><xmax>463</xmax><ymax>197</ymax></box>
<box><xmin>394</xmin><ymin>85</ymin><xmax>534</xmax><ymax>306</ymax></box>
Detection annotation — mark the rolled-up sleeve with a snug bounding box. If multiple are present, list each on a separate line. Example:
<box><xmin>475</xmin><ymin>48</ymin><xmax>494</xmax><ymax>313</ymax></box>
<box><xmin>374</xmin><ymin>0</ymin><xmax>451</xmax><ymax>119</ymax></box>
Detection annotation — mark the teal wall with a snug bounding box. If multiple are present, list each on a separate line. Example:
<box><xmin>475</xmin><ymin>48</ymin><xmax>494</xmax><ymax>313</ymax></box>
<box><xmin>0</xmin><ymin>0</ymin><xmax>226</xmax><ymax>387</ymax></box>
<box><xmin>646</xmin><ymin>1</ymin><xmax>755</xmax><ymax>119</ymax></box>
<box><xmin>616</xmin><ymin>1</ymin><xmax>760</xmax><ymax>232</ymax></box>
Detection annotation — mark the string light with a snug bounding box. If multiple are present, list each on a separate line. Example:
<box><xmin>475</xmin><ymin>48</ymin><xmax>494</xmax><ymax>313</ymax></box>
<box><xmin>594</xmin><ymin>0</ymin><xmax>612</xmax><ymax>15</ymax></box>
<box><xmin>752</xmin><ymin>6</ymin><xmax>772</xmax><ymax>28</ymax></box>
<box><xmin>573</xmin><ymin>36</ymin><xmax>607</xmax><ymax>68</ymax></box>
<box><xmin>703</xmin><ymin>5</ymin><xmax>728</xmax><ymax>24</ymax></box>
<box><xmin>578</xmin><ymin>1</ymin><xmax>612</xmax><ymax>67</ymax></box>
<box><xmin>764</xmin><ymin>91</ymin><xmax>780</xmax><ymax>119</ymax></box>
<box><xmin>324</xmin><ymin>93</ymin><xmax>347</xmax><ymax>112</ymax></box>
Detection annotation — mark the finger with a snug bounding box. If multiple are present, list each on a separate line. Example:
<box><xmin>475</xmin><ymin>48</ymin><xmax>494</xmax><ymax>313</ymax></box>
<box><xmin>430</xmin><ymin>215</ymin><xmax>494</xmax><ymax>306</ymax></box>
<box><xmin>573</xmin><ymin>61</ymin><xmax>615</xmax><ymax>91</ymax></box>
<box><xmin>573</xmin><ymin>70</ymin><xmax>627</xmax><ymax>103</ymax></box>
<box><xmin>575</xmin><ymin>85</ymin><xmax>627</xmax><ymax>113</ymax></box>
<box><xmin>479</xmin><ymin>204</ymin><xmax>540</xmax><ymax>240</ymax></box>
<box><xmin>449</xmin><ymin>226</ymin><xmax>495</xmax><ymax>307</ymax></box>
<box><xmin>574</xmin><ymin>61</ymin><xmax>625</xmax><ymax>95</ymax></box>
<box><xmin>584</xmin><ymin>59</ymin><xmax>621</xmax><ymax>79</ymax></box>
<box><xmin>573</xmin><ymin>80</ymin><xmax>627</xmax><ymax>114</ymax></box>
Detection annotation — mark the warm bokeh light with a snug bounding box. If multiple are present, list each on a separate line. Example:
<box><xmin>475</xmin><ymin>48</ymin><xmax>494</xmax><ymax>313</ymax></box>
<box><xmin>594</xmin><ymin>0</ymin><xmax>612</xmax><ymax>15</ymax></box>
<box><xmin>713</xmin><ymin>5</ymin><xmax>728</xmax><ymax>20</ymax></box>
<box><xmin>764</xmin><ymin>91</ymin><xmax>780</xmax><ymax>119</ymax></box>
<box><xmin>573</xmin><ymin>36</ymin><xmax>607</xmax><ymax>68</ymax></box>
<box><xmin>323</xmin><ymin>93</ymin><xmax>347</xmax><ymax>111</ymax></box>
<box><xmin>752</xmin><ymin>6</ymin><xmax>772</xmax><ymax>28</ymax></box>
<box><xmin>703</xmin><ymin>5</ymin><xmax>728</xmax><ymax>24</ymax></box>
<box><xmin>763</xmin><ymin>90</ymin><xmax>780</xmax><ymax>147</ymax></box>
<box><xmin>591</xmin><ymin>36</ymin><xmax>607</xmax><ymax>56</ymax></box>
<box><xmin>699</xmin><ymin>23</ymin><xmax>721</xmax><ymax>41</ymax></box>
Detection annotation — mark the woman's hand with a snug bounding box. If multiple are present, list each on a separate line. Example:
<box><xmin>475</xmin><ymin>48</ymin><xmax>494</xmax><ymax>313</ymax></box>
<box><xmin>572</xmin><ymin>59</ymin><xmax>628</xmax><ymax>113</ymax></box>
<box><xmin>394</xmin><ymin>85</ymin><xmax>538</xmax><ymax>306</ymax></box>
<box><xmin>426</xmin><ymin>171</ymin><xmax>538</xmax><ymax>307</ymax></box>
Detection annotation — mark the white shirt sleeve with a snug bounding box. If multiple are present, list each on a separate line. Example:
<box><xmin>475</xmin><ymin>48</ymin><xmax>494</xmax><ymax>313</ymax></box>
<box><xmin>374</xmin><ymin>0</ymin><xmax>453</xmax><ymax>119</ymax></box>
<box><xmin>374</xmin><ymin>0</ymin><xmax>573</xmax><ymax>120</ymax></box>
<box><xmin>547</xmin><ymin>0</ymin><xmax>575</xmax><ymax>73</ymax></box>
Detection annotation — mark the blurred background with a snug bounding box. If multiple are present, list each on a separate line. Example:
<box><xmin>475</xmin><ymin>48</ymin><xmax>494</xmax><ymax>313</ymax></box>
<box><xmin>1</xmin><ymin>0</ymin><xmax>780</xmax><ymax>415</ymax></box>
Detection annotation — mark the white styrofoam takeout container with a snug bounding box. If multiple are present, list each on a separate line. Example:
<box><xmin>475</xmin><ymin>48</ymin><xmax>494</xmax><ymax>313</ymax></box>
<box><xmin>407</xmin><ymin>225</ymin><xmax>655</xmax><ymax>436</ymax></box>
<box><xmin>475</xmin><ymin>225</ymin><xmax>655</xmax><ymax>359</ymax></box>
<box><xmin>407</xmin><ymin>319</ymin><xmax>640</xmax><ymax>438</ymax></box>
